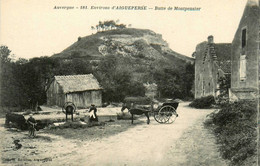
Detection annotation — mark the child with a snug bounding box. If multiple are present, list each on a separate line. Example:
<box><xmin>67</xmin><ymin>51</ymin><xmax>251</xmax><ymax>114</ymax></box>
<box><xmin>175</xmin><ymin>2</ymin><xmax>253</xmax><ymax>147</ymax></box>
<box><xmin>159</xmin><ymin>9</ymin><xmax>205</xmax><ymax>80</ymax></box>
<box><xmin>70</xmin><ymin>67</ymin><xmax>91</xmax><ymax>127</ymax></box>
<box><xmin>27</xmin><ymin>114</ymin><xmax>37</xmax><ymax>137</ymax></box>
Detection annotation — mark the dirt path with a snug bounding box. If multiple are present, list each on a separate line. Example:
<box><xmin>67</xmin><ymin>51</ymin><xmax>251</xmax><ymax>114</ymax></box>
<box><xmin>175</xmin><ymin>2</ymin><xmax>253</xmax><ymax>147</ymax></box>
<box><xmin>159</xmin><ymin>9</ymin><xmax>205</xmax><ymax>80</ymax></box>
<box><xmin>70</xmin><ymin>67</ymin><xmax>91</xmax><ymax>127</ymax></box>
<box><xmin>1</xmin><ymin>103</ymin><xmax>228</xmax><ymax>166</ymax></box>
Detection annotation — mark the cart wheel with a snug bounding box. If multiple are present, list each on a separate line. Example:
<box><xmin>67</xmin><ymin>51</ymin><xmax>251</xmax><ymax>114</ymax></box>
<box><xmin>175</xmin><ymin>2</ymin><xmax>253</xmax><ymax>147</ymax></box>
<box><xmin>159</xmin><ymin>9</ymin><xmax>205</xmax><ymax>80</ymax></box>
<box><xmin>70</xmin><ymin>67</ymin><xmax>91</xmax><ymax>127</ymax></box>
<box><xmin>166</xmin><ymin>114</ymin><xmax>178</xmax><ymax>124</ymax></box>
<box><xmin>154</xmin><ymin>105</ymin><xmax>177</xmax><ymax>124</ymax></box>
<box><xmin>154</xmin><ymin>112</ymin><xmax>169</xmax><ymax>123</ymax></box>
<box><xmin>164</xmin><ymin>106</ymin><xmax>178</xmax><ymax>124</ymax></box>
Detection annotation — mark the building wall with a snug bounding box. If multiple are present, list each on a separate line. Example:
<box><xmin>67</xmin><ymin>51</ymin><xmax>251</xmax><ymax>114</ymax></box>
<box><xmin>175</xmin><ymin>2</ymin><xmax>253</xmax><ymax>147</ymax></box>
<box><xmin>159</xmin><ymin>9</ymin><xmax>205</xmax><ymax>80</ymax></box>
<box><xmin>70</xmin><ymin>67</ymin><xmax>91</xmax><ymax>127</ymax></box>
<box><xmin>195</xmin><ymin>42</ymin><xmax>217</xmax><ymax>98</ymax></box>
<box><xmin>231</xmin><ymin>4</ymin><xmax>260</xmax><ymax>96</ymax></box>
<box><xmin>65</xmin><ymin>90</ymin><xmax>102</xmax><ymax>108</ymax></box>
<box><xmin>46</xmin><ymin>80</ymin><xmax>65</xmax><ymax>107</ymax></box>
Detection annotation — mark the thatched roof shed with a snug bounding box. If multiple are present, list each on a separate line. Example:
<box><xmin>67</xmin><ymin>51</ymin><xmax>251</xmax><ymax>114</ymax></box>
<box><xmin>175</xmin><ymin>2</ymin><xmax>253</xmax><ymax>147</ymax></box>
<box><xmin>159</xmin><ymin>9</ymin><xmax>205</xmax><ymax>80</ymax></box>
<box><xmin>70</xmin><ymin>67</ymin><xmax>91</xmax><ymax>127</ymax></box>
<box><xmin>46</xmin><ymin>74</ymin><xmax>102</xmax><ymax>108</ymax></box>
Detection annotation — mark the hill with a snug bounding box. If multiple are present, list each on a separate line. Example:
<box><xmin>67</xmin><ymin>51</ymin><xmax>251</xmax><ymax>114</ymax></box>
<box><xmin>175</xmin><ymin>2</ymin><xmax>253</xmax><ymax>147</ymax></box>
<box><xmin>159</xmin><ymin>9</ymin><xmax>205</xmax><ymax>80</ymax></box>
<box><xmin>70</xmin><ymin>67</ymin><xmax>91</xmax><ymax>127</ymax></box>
<box><xmin>52</xmin><ymin>28</ymin><xmax>194</xmax><ymax>64</ymax></box>
<box><xmin>50</xmin><ymin>28</ymin><xmax>195</xmax><ymax>101</ymax></box>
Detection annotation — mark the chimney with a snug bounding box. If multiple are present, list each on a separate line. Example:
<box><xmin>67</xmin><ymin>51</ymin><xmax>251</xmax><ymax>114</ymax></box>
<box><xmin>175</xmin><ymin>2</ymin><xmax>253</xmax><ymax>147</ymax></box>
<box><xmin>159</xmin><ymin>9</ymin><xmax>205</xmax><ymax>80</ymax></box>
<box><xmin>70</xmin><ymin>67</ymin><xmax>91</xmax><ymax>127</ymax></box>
<box><xmin>207</xmin><ymin>35</ymin><xmax>214</xmax><ymax>44</ymax></box>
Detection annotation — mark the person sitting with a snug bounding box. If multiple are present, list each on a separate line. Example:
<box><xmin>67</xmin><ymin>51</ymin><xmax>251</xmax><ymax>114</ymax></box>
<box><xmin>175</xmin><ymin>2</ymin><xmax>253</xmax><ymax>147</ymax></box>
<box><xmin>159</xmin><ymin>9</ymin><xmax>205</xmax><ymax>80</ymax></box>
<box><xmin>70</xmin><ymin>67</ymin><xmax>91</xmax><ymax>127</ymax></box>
<box><xmin>89</xmin><ymin>104</ymin><xmax>98</xmax><ymax>122</ymax></box>
<box><xmin>27</xmin><ymin>114</ymin><xmax>37</xmax><ymax>137</ymax></box>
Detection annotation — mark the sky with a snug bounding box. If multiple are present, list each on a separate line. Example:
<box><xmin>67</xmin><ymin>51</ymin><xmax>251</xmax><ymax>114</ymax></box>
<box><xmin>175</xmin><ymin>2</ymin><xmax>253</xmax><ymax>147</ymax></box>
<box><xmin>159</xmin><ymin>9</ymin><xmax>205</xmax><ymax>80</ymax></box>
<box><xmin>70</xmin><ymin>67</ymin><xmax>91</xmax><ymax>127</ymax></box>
<box><xmin>0</xmin><ymin>0</ymin><xmax>248</xmax><ymax>59</ymax></box>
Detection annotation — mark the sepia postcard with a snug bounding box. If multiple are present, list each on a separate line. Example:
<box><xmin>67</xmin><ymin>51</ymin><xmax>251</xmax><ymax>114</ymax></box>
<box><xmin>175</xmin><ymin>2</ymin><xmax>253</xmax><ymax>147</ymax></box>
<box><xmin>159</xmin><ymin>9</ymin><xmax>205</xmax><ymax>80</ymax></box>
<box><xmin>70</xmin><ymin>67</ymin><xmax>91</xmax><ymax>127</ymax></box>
<box><xmin>0</xmin><ymin>0</ymin><xmax>259</xmax><ymax>165</ymax></box>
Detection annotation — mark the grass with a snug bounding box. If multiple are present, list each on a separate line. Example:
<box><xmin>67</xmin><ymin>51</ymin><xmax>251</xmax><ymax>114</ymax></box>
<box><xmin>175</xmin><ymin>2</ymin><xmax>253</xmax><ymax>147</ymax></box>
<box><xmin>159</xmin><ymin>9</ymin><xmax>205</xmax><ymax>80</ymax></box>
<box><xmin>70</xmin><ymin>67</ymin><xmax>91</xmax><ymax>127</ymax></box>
<box><xmin>45</xmin><ymin>119</ymin><xmax>144</xmax><ymax>140</ymax></box>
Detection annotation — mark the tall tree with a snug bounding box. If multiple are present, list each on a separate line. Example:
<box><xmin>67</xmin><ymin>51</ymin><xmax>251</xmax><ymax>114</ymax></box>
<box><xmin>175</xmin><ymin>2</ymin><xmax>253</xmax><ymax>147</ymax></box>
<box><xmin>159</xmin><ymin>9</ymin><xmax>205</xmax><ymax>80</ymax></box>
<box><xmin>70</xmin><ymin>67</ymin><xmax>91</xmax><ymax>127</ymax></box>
<box><xmin>0</xmin><ymin>45</ymin><xmax>11</xmax><ymax>63</ymax></box>
<box><xmin>95</xmin><ymin>55</ymin><xmax>144</xmax><ymax>102</ymax></box>
<box><xmin>0</xmin><ymin>46</ymin><xmax>20</xmax><ymax>107</ymax></box>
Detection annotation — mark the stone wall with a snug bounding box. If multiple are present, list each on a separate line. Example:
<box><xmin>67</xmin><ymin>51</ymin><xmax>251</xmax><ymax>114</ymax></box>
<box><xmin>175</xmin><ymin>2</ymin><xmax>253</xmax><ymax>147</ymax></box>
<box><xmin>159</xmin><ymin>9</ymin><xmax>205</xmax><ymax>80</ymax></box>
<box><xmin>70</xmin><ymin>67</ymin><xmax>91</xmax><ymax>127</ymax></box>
<box><xmin>230</xmin><ymin>3</ymin><xmax>260</xmax><ymax>100</ymax></box>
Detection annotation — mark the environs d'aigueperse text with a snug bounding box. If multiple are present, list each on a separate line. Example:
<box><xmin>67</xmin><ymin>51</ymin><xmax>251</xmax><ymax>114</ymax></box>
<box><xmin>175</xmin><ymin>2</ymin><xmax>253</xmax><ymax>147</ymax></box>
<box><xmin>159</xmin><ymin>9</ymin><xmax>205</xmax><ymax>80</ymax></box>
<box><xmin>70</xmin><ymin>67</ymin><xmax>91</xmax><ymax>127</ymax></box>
<box><xmin>53</xmin><ymin>5</ymin><xmax>201</xmax><ymax>11</ymax></box>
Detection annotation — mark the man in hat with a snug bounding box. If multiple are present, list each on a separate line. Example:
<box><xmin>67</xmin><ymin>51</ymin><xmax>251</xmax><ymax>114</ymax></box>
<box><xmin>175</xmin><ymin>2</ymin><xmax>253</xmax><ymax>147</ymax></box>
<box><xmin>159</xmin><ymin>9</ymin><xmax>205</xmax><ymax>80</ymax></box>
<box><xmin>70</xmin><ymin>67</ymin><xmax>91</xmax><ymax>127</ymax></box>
<box><xmin>27</xmin><ymin>114</ymin><xmax>37</xmax><ymax>137</ymax></box>
<box><xmin>89</xmin><ymin>104</ymin><xmax>98</xmax><ymax>122</ymax></box>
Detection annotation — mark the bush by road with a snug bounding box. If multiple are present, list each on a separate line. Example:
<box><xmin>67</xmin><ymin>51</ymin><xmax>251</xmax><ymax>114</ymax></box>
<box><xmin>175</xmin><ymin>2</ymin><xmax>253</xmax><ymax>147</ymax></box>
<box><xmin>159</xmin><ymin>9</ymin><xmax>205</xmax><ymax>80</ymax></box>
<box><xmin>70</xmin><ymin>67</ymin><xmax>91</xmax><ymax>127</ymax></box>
<box><xmin>189</xmin><ymin>95</ymin><xmax>215</xmax><ymax>109</ymax></box>
<box><xmin>205</xmin><ymin>100</ymin><xmax>257</xmax><ymax>166</ymax></box>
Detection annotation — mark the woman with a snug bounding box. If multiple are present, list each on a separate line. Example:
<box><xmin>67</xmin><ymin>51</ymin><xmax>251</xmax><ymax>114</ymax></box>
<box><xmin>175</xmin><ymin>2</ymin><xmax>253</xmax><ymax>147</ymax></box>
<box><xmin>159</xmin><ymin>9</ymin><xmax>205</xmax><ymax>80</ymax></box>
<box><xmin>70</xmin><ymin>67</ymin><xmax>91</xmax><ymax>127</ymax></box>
<box><xmin>89</xmin><ymin>104</ymin><xmax>98</xmax><ymax>122</ymax></box>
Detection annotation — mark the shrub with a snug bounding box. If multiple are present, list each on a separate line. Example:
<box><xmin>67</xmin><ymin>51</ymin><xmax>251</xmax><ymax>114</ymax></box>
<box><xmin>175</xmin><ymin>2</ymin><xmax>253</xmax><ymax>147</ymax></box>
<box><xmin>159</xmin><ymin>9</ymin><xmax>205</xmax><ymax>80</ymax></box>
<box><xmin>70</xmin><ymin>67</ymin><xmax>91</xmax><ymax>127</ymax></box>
<box><xmin>189</xmin><ymin>95</ymin><xmax>215</xmax><ymax>108</ymax></box>
<box><xmin>205</xmin><ymin>100</ymin><xmax>257</xmax><ymax>166</ymax></box>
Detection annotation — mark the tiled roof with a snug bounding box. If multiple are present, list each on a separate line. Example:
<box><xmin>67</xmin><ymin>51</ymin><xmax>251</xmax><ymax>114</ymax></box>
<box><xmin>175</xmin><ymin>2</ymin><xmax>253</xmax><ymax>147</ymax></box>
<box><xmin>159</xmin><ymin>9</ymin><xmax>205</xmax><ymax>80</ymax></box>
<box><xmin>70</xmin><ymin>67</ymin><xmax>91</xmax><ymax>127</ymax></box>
<box><xmin>54</xmin><ymin>74</ymin><xmax>102</xmax><ymax>93</ymax></box>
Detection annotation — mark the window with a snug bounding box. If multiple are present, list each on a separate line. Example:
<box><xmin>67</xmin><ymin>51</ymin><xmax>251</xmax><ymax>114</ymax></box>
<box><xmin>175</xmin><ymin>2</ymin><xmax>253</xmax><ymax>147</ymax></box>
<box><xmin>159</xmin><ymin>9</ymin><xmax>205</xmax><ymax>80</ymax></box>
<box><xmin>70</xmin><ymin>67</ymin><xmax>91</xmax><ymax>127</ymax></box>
<box><xmin>202</xmin><ymin>80</ymin><xmax>205</xmax><ymax>95</ymax></box>
<box><xmin>240</xmin><ymin>55</ymin><xmax>246</xmax><ymax>81</ymax></box>
<box><xmin>242</xmin><ymin>28</ymin><xmax>247</xmax><ymax>48</ymax></box>
<box><xmin>241</xmin><ymin>28</ymin><xmax>247</xmax><ymax>55</ymax></box>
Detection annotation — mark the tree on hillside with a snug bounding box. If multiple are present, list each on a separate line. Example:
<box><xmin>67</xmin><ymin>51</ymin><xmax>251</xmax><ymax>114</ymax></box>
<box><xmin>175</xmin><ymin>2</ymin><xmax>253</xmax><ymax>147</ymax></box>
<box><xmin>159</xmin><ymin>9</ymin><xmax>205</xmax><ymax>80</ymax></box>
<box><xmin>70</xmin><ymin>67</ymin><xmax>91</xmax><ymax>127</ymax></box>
<box><xmin>91</xmin><ymin>26</ymin><xmax>95</xmax><ymax>31</ymax></box>
<box><xmin>103</xmin><ymin>20</ymin><xmax>116</xmax><ymax>30</ymax></box>
<box><xmin>92</xmin><ymin>20</ymin><xmax>127</xmax><ymax>33</ymax></box>
<box><xmin>117</xmin><ymin>24</ymin><xmax>127</xmax><ymax>29</ymax></box>
<box><xmin>96</xmin><ymin>25</ymin><xmax>100</xmax><ymax>32</ymax></box>
<box><xmin>98</xmin><ymin>21</ymin><xmax>104</xmax><ymax>31</ymax></box>
<box><xmin>109</xmin><ymin>20</ymin><xmax>116</xmax><ymax>29</ymax></box>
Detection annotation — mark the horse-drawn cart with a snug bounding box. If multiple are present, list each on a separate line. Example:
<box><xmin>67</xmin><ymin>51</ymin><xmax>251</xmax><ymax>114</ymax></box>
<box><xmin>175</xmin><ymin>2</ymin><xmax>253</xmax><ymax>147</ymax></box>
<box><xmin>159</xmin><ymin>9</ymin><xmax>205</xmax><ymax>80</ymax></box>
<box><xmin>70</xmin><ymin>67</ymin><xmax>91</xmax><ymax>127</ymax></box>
<box><xmin>121</xmin><ymin>97</ymin><xmax>179</xmax><ymax>124</ymax></box>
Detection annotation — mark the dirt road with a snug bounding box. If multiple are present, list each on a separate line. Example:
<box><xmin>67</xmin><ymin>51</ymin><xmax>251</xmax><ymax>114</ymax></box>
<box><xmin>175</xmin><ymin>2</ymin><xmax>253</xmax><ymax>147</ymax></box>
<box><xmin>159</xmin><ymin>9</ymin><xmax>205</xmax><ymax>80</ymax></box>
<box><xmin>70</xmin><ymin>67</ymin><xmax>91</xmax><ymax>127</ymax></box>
<box><xmin>1</xmin><ymin>102</ymin><xmax>228</xmax><ymax>166</ymax></box>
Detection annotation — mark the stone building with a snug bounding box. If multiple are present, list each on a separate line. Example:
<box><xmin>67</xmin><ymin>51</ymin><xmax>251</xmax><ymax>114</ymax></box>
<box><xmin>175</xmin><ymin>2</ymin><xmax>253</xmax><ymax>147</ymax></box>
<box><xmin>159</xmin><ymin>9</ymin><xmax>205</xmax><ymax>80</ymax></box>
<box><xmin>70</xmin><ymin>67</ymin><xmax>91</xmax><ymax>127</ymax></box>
<box><xmin>46</xmin><ymin>74</ymin><xmax>102</xmax><ymax>108</ymax></box>
<box><xmin>194</xmin><ymin>36</ymin><xmax>231</xmax><ymax>99</ymax></box>
<box><xmin>230</xmin><ymin>0</ymin><xmax>260</xmax><ymax>100</ymax></box>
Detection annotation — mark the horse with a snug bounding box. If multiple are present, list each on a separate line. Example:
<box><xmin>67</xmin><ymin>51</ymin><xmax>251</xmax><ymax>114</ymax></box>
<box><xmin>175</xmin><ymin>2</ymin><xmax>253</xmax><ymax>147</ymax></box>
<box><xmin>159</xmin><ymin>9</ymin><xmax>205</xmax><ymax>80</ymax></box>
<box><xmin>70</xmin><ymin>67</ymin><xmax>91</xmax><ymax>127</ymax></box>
<box><xmin>121</xmin><ymin>105</ymin><xmax>150</xmax><ymax>124</ymax></box>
